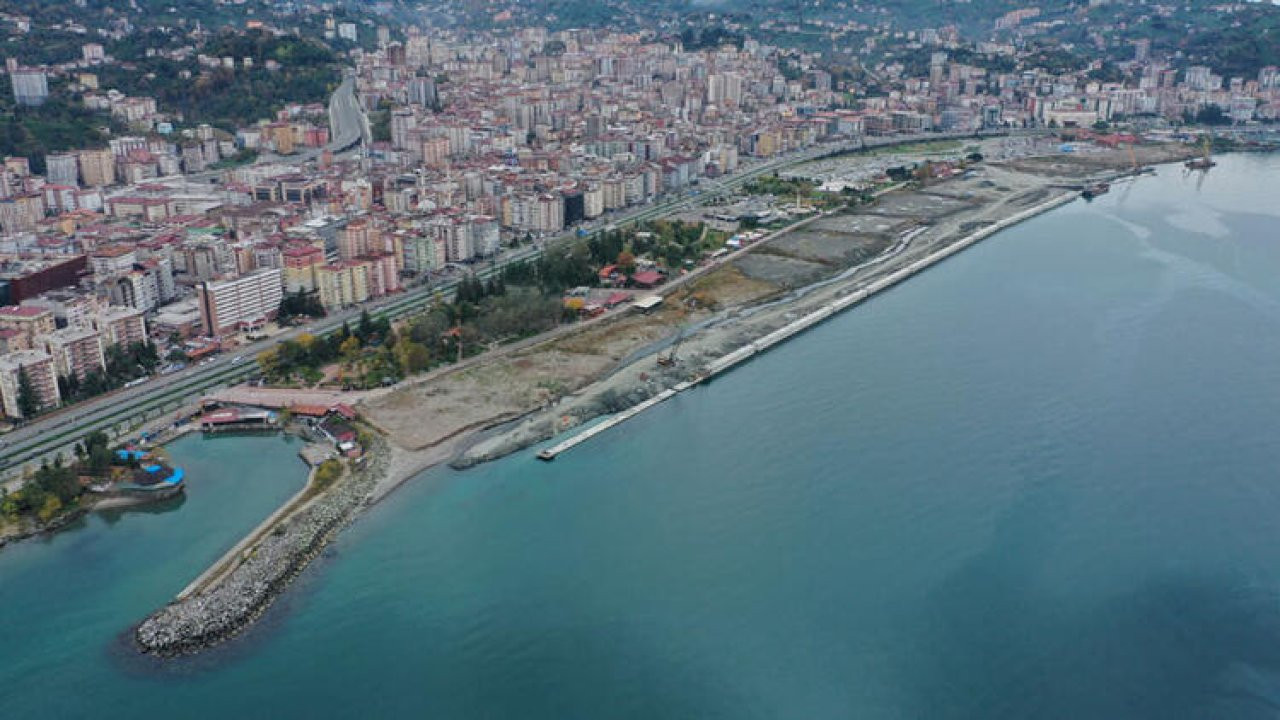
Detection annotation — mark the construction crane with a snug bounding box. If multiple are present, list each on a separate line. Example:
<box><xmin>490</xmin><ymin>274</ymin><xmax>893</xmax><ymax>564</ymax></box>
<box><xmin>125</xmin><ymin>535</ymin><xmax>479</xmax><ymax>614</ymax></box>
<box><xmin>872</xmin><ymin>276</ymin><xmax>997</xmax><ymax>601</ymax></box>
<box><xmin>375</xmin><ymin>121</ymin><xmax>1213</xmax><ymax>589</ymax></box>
<box><xmin>1185</xmin><ymin>136</ymin><xmax>1216</xmax><ymax>171</ymax></box>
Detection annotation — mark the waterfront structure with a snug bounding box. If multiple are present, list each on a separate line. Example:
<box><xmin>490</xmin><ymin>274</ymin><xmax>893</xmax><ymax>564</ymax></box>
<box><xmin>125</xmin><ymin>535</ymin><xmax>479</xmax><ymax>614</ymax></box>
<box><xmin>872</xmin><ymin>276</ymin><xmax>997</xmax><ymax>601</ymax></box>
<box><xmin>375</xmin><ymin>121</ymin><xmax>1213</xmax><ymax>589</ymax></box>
<box><xmin>196</xmin><ymin>268</ymin><xmax>284</xmax><ymax>336</ymax></box>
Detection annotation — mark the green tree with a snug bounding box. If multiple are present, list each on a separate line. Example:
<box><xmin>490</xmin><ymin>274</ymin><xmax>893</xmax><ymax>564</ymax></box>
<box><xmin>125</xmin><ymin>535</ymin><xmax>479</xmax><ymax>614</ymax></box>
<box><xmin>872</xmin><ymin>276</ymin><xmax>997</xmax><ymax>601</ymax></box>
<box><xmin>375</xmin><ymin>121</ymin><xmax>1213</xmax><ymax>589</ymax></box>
<box><xmin>37</xmin><ymin>495</ymin><xmax>62</xmax><ymax>523</ymax></box>
<box><xmin>395</xmin><ymin>341</ymin><xmax>431</xmax><ymax>375</ymax></box>
<box><xmin>357</xmin><ymin>309</ymin><xmax>375</xmax><ymax>341</ymax></box>
<box><xmin>16</xmin><ymin>367</ymin><xmax>40</xmax><ymax>418</ymax></box>
<box><xmin>339</xmin><ymin>335</ymin><xmax>362</xmax><ymax>365</ymax></box>
<box><xmin>1195</xmin><ymin>104</ymin><xmax>1231</xmax><ymax>126</ymax></box>
<box><xmin>83</xmin><ymin>430</ymin><xmax>113</xmax><ymax>475</ymax></box>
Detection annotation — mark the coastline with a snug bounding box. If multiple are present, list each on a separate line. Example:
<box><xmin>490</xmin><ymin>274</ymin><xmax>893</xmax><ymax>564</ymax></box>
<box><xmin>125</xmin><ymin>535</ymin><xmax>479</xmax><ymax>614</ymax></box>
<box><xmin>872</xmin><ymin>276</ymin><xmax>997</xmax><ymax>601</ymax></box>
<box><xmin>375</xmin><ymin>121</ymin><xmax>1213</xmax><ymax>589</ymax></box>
<box><xmin>134</xmin><ymin>432</ymin><xmax>386</xmax><ymax>657</ymax></box>
<box><xmin>0</xmin><ymin>408</ymin><xmax>209</xmax><ymax>552</ymax></box>
<box><xmin>514</xmin><ymin>190</ymin><xmax>1078</xmax><ymax>464</ymax></box>
<box><xmin>129</xmin><ymin>143</ymin><xmax>1198</xmax><ymax>657</ymax></box>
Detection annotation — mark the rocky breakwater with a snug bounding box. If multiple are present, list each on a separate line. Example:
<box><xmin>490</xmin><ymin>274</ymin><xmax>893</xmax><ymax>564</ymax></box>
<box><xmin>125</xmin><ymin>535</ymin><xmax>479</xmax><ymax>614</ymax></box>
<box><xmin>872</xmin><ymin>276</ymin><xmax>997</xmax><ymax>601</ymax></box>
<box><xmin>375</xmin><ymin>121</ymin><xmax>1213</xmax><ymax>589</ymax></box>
<box><xmin>134</xmin><ymin>436</ymin><xmax>388</xmax><ymax>657</ymax></box>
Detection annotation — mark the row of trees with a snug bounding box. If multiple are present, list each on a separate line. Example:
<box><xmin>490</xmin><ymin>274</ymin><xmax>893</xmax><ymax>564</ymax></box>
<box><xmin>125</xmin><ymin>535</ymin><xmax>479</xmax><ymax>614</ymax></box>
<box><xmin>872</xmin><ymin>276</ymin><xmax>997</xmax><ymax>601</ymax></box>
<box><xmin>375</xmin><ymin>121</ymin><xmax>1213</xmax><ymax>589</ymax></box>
<box><xmin>260</xmin><ymin>276</ymin><xmax>565</xmax><ymax>389</ymax></box>
<box><xmin>403</xmin><ymin>287</ymin><xmax>563</xmax><ymax>359</ymax></box>
<box><xmin>278</xmin><ymin>289</ymin><xmax>327</xmax><ymax>324</ymax></box>
<box><xmin>499</xmin><ymin>244</ymin><xmax>598</xmax><ymax>295</ymax></box>
<box><xmin>258</xmin><ymin>311</ymin><xmax>396</xmax><ymax>386</ymax></box>
<box><xmin>257</xmin><ymin>219</ymin><xmax>719</xmax><ymax>389</ymax></box>
<box><xmin>10</xmin><ymin>341</ymin><xmax>161</xmax><ymax>423</ymax></box>
<box><xmin>54</xmin><ymin>341</ymin><xmax>160</xmax><ymax>410</ymax></box>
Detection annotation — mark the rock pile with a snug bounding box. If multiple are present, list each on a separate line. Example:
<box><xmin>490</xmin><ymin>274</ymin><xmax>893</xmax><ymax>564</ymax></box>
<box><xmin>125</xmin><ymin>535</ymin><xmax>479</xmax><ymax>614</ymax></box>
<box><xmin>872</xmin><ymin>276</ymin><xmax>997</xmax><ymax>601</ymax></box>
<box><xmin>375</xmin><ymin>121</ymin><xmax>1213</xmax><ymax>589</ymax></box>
<box><xmin>135</xmin><ymin>438</ymin><xmax>388</xmax><ymax>657</ymax></box>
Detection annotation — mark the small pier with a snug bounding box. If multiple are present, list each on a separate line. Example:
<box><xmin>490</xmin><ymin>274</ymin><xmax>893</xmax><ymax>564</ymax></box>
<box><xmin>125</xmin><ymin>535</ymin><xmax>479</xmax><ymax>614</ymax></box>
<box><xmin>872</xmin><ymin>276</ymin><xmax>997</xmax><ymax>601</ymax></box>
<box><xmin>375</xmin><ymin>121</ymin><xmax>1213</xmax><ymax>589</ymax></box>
<box><xmin>536</xmin><ymin>388</ymin><xmax>679</xmax><ymax>460</ymax></box>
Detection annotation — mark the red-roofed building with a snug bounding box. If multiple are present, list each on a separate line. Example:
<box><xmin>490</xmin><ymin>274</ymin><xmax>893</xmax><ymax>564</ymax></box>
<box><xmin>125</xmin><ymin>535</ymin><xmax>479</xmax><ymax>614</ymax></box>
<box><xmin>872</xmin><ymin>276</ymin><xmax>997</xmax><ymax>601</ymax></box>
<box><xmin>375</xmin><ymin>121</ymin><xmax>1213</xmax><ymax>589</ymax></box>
<box><xmin>0</xmin><ymin>304</ymin><xmax>55</xmax><ymax>344</ymax></box>
<box><xmin>630</xmin><ymin>270</ymin><xmax>665</xmax><ymax>289</ymax></box>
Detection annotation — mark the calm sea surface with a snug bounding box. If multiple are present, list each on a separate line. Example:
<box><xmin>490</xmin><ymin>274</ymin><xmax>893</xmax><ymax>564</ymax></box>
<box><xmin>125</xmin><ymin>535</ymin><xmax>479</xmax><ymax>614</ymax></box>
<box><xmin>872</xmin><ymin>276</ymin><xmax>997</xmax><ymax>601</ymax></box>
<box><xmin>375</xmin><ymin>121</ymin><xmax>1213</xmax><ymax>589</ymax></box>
<box><xmin>4</xmin><ymin>154</ymin><xmax>1280</xmax><ymax>718</ymax></box>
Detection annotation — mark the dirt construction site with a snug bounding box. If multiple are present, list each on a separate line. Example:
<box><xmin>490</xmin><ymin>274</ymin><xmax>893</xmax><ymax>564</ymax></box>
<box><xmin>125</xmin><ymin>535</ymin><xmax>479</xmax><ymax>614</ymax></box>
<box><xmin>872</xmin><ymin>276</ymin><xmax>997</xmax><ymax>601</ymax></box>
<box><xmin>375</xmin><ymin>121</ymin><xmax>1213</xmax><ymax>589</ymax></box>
<box><xmin>357</xmin><ymin>141</ymin><xmax>1197</xmax><ymax>488</ymax></box>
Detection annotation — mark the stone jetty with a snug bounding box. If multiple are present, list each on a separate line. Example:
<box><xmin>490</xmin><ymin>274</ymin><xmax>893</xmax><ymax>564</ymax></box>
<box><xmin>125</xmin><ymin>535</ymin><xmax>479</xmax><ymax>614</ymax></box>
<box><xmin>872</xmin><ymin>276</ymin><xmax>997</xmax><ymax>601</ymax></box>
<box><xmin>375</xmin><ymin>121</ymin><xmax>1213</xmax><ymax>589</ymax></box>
<box><xmin>134</xmin><ymin>438</ymin><xmax>387</xmax><ymax>657</ymax></box>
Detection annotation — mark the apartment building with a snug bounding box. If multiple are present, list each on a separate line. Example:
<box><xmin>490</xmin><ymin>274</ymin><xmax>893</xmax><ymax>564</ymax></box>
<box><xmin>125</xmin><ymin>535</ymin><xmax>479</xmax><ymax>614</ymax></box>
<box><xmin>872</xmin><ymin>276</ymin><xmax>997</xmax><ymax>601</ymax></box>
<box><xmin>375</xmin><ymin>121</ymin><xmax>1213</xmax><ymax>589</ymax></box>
<box><xmin>41</xmin><ymin>326</ymin><xmax>105</xmax><ymax>382</ymax></box>
<box><xmin>95</xmin><ymin>305</ymin><xmax>148</xmax><ymax>348</ymax></box>
<box><xmin>283</xmin><ymin>245</ymin><xmax>326</xmax><ymax>293</ymax></box>
<box><xmin>0</xmin><ymin>305</ymin><xmax>56</xmax><ymax>346</ymax></box>
<box><xmin>0</xmin><ymin>349</ymin><xmax>61</xmax><ymax>418</ymax></box>
<box><xmin>196</xmin><ymin>268</ymin><xmax>283</xmax><ymax>336</ymax></box>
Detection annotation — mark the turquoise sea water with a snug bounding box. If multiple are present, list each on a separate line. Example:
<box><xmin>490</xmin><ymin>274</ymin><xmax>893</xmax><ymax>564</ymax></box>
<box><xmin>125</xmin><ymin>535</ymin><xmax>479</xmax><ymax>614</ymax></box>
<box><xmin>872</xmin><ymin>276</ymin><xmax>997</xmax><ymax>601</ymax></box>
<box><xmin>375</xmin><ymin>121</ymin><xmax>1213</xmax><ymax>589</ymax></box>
<box><xmin>5</xmin><ymin>155</ymin><xmax>1280</xmax><ymax>718</ymax></box>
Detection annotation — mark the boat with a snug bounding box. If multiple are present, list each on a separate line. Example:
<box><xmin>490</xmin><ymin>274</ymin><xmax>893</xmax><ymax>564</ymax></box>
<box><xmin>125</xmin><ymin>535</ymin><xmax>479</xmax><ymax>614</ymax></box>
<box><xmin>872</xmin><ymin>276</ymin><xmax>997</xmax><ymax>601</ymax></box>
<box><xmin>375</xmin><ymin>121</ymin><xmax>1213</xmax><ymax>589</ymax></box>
<box><xmin>1185</xmin><ymin>136</ymin><xmax>1216</xmax><ymax>171</ymax></box>
<box><xmin>1126</xmin><ymin>143</ymin><xmax>1155</xmax><ymax>175</ymax></box>
<box><xmin>1081</xmin><ymin>182</ymin><xmax>1110</xmax><ymax>199</ymax></box>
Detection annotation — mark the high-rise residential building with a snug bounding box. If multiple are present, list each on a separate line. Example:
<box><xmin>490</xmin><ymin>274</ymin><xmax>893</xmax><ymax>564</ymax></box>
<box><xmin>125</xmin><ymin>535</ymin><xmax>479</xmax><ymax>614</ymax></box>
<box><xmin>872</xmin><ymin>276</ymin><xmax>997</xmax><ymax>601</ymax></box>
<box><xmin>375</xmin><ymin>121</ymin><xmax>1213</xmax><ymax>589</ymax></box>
<box><xmin>89</xmin><ymin>245</ymin><xmax>138</xmax><ymax>278</ymax></box>
<box><xmin>196</xmin><ymin>268</ymin><xmax>283</xmax><ymax>336</ymax></box>
<box><xmin>283</xmin><ymin>245</ymin><xmax>325</xmax><ymax>293</ymax></box>
<box><xmin>40</xmin><ymin>326</ymin><xmax>105</xmax><ymax>382</ymax></box>
<box><xmin>390</xmin><ymin>109</ymin><xmax>416</xmax><ymax>150</ymax></box>
<box><xmin>364</xmin><ymin>253</ymin><xmax>401</xmax><ymax>298</ymax></box>
<box><xmin>338</xmin><ymin>218</ymin><xmax>376</xmax><ymax>260</ymax></box>
<box><xmin>110</xmin><ymin>267</ymin><xmax>163</xmax><ymax>312</ymax></box>
<box><xmin>11</xmin><ymin>69</ymin><xmax>48</xmax><ymax>106</ymax></box>
<box><xmin>408</xmin><ymin>75</ymin><xmax>438</xmax><ymax>107</ymax></box>
<box><xmin>45</xmin><ymin>153</ymin><xmax>79</xmax><ymax>186</ymax></box>
<box><xmin>419</xmin><ymin>136</ymin><xmax>450</xmax><ymax>168</ymax></box>
<box><xmin>400</xmin><ymin>233</ymin><xmax>443</xmax><ymax>275</ymax></box>
<box><xmin>1260</xmin><ymin>66</ymin><xmax>1280</xmax><ymax>90</ymax></box>
<box><xmin>0</xmin><ymin>194</ymin><xmax>43</xmax><ymax>234</ymax></box>
<box><xmin>317</xmin><ymin>262</ymin><xmax>370</xmax><ymax>310</ymax></box>
<box><xmin>94</xmin><ymin>305</ymin><xmax>147</xmax><ymax>348</ymax></box>
<box><xmin>0</xmin><ymin>349</ymin><xmax>61</xmax><ymax>418</ymax></box>
<box><xmin>706</xmin><ymin>73</ymin><xmax>742</xmax><ymax>105</ymax></box>
<box><xmin>0</xmin><ymin>305</ymin><xmax>55</xmax><ymax>346</ymax></box>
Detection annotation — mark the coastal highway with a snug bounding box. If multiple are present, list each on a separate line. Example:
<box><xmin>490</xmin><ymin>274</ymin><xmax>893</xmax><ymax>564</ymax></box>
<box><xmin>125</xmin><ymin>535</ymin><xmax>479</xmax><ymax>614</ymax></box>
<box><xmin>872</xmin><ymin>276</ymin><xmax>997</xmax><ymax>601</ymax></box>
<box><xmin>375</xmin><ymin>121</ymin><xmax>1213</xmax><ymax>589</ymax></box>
<box><xmin>0</xmin><ymin>127</ymin><xmax>1042</xmax><ymax>479</ymax></box>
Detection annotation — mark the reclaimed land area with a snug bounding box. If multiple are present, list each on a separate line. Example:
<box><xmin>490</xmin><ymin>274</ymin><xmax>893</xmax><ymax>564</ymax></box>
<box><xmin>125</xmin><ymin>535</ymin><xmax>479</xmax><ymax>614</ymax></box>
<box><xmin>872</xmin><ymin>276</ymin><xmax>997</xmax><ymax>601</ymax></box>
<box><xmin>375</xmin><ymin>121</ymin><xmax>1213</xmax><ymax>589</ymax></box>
<box><xmin>369</xmin><ymin>143</ymin><xmax>1193</xmax><ymax>480</ymax></box>
<box><xmin>133</xmin><ymin>142</ymin><xmax>1194</xmax><ymax>657</ymax></box>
